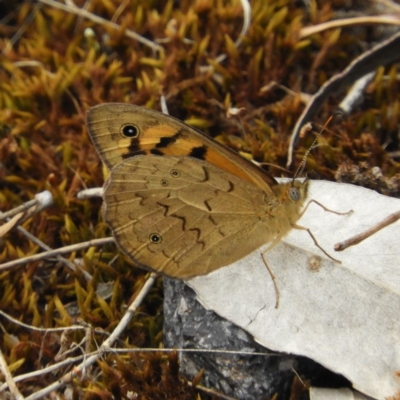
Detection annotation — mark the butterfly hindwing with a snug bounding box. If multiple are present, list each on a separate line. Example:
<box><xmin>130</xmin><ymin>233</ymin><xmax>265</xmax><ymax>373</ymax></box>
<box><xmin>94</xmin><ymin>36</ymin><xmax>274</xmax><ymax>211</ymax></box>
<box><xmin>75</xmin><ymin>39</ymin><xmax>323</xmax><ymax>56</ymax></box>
<box><xmin>102</xmin><ymin>155</ymin><xmax>283</xmax><ymax>278</ymax></box>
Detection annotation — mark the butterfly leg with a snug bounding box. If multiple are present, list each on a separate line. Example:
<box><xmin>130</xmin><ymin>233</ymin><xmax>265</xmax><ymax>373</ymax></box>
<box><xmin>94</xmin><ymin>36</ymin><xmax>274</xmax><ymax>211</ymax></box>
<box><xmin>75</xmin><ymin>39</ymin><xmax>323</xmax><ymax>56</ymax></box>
<box><xmin>293</xmin><ymin>198</ymin><xmax>352</xmax><ymax>262</ymax></box>
<box><xmin>292</xmin><ymin>223</ymin><xmax>341</xmax><ymax>263</ymax></box>
<box><xmin>261</xmin><ymin>237</ymin><xmax>283</xmax><ymax>309</ymax></box>
<box><xmin>299</xmin><ymin>199</ymin><xmax>353</xmax><ymax>219</ymax></box>
<box><xmin>334</xmin><ymin>210</ymin><xmax>400</xmax><ymax>251</ymax></box>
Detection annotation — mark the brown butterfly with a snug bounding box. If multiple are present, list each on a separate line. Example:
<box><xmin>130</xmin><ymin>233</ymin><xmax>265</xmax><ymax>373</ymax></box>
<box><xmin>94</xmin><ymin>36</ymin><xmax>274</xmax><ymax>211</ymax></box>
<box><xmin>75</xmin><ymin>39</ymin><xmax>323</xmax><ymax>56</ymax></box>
<box><xmin>86</xmin><ymin>103</ymin><xmax>308</xmax><ymax>279</ymax></box>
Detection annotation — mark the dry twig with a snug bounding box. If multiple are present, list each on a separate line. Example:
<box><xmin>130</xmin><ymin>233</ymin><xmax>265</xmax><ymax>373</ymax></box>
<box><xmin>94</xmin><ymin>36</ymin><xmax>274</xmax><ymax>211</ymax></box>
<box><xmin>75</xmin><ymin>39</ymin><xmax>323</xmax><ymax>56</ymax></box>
<box><xmin>0</xmin><ymin>237</ymin><xmax>114</xmax><ymax>272</ymax></box>
<box><xmin>38</xmin><ymin>0</ymin><xmax>163</xmax><ymax>53</ymax></box>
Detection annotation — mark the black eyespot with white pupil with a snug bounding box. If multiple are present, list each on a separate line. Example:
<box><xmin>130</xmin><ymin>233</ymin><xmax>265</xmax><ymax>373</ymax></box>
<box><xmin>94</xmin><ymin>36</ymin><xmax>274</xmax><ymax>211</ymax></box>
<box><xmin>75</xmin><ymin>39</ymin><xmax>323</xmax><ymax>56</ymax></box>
<box><xmin>160</xmin><ymin>179</ymin><xmax>168</xmax><ymax>187</ymax></box>
<box><xmin>121</xmin><ymin>124</ymin><xmax>139</xmax><ymax>138</ymax></box>
<box><xmin>149</xmin><ymin>233</ymin><xmax>162</xmax><ymax>244</ymax></box>
<box><xmin>288</xmin><ymin>187</ymin><xmax>300</xmax><ymax>202</ymax></box>
<box><xmin>170</xmin><ymin>169</ymin><xmax>180</xmax><ymax>178</ymax></box>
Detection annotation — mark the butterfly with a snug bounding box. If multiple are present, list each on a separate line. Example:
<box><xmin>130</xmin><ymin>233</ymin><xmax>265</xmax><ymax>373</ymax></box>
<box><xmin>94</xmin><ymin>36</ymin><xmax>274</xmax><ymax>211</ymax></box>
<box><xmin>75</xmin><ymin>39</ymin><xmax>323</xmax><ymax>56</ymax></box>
<box><xmin>86</xmin><ymin>103</ymin><xmax>308</xmax><ymax>279</ymax></box>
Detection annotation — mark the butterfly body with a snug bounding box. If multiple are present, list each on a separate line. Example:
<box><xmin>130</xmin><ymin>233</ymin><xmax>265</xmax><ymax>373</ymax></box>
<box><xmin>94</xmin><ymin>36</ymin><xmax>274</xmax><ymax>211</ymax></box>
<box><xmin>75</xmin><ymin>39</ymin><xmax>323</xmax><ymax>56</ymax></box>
<box><xmin>87</xmin><ymin>104</ymin><xmax>308</xmax><ymax>279</ymax></box>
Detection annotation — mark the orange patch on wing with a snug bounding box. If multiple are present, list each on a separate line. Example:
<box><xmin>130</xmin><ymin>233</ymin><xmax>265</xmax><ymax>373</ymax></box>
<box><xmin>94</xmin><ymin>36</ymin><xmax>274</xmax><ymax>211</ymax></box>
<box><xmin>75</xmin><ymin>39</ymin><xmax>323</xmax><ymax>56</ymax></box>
<box><xmin>145</xmin><ymin>125</ymin><xmax>179</xmax><ymax>138</ymax></box>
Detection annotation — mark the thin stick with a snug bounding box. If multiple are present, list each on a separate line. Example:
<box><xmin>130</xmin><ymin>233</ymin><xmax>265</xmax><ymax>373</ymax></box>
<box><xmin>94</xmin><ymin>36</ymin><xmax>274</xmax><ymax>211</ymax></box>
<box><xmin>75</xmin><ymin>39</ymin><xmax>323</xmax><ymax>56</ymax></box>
<box><xmin>287</xmin><ymin>30</ymin><xmax>400</xmax><ymax>167</ymax></box>
<box><xmin>3</xmin><ymin>3</ymin><xmax>42</xmax><ymax>54</ymax></box>
<box><xmin>0</xmin><ymin>310</ymin><xmax>86</xmax><ymax>333</ymax></box>
<box><xmin>0</xmin><ymin>192</ymin><xmax>84</xmax><ymax>277</ymax></box>
<box><xmin>337</xmin><ymin>72</ymin><xmax>375</xmax><ymax>115</ymax></box>
<box><xmin>0</xmin><ymin>199</ymin><xmax>37</xmax><ymax>221</ymax></box>
<box><xmin>335</xmin><ymin>210</ymin><xmax>400</xmax><ymax>251</ymax></box>
<box><xmin>0</xmin><ymin>354</ymin><xmax>86</xmax><ymax>393</ymax></box>
<box><xmin>76</xmin><ymin>187</ymin><xmax>103</xmax><ymax>199</ymax></box>
<box><xmin>0</xmin><ymin>348</ymin><xmax>25</xmax><ymax>400</ymax></box>
<box><xmin>0</xmin><ymin>346</ymin><xmax>273</xmax><ymax>393</ymax></box>
<box><xmin>111</xmin><ymin>0</ymin><xmax>130</xmax><ymax>22</ymax></box>
<box><xmin>25</xmin><ymin>273</ymin><xmax>157</xmax><ymax>400</ymax></box>
<box><xmin>103</xmin><ymin>348</ymin><xmax>272</xmax><ymax>356</ymax></box>
<box><xmin>38</xmin><ymin>0</ymin><xmax>163</xmax><ymax>53</ymax></box>
<box><xmin>187</xmin><ymin>382</ymin><xmax>237</xmax><ymax>400</ymax></box>
<box><xmin>236</xmin><ymin>0</ymin><xmax>251</xmax><ymax>47</ymax></box>
<box><xmin>300</xmin><ymin>15</ymin><xmax>400</xmax><ymax>39</ymax></box>
<box><xmin>0</xmin><ymin>212</ymin><xmax>24</xmax><ymax>237</ymax></box>
<box><xmin>0</xmin><ymin>237</ymin><xmax>114</xmax><ymax>272</ymax></box>
<box><xmin>200</xmin><ymin>0</ymin><xmax>251</xmax><ymax>68</ymax></box>
<box><xmin>14</xmin><ymin>225</ymin><xmax>92</xmax><ymax>281</ymax></box>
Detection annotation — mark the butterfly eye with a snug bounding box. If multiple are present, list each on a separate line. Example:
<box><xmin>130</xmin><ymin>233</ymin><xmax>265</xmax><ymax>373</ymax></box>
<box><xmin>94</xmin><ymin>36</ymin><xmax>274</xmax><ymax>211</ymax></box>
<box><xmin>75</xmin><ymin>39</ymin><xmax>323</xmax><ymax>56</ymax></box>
<box><xmin>149</xmin><ymin>233</ymin><xmax>162</xmax><ymax>244</ymax></box>
<box><xmin>160</xmin><ymin>179</ymin><xmax>169</xmax><ymax>187</ymax></box>
<box><xmin>121</xmin><ymin>124</ymin><xmax>139</xmax><ymax>138</ymax></box>
<box><xmin>170</xmin><ymin>169</ymin><xmax>180</xmax><ymax>178</ymax></box>
<box><xmin>288</xmin><ymin>187</ymin><xmax>300</xmax><ymax>202</ymax></box>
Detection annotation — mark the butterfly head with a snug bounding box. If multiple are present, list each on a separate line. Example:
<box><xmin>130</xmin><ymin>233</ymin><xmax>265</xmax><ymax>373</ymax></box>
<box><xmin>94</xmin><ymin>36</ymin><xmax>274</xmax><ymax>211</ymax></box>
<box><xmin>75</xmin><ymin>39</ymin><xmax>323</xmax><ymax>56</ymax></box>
<box><xmin>271</xmin><ymin>179</ymin><xmax>309</xmax><ymax>223</ymax></box>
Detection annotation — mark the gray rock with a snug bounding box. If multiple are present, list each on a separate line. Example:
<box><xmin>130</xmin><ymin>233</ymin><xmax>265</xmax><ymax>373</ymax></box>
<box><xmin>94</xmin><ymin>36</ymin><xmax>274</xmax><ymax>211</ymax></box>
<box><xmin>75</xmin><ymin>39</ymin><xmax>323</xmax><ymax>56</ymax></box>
<box><xmin>164</xmin><ymin>278</ymin><xmax>348</xmax><ymax>399</ymax></box>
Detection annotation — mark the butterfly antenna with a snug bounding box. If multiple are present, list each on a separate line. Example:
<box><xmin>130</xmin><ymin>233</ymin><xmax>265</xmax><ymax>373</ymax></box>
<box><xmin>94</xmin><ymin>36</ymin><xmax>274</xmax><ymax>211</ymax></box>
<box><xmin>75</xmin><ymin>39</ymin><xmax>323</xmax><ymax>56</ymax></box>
<box><xmin>292</xmin><ymin>114</ymin><xmax>335</xmax><ymax>184</ymax></box>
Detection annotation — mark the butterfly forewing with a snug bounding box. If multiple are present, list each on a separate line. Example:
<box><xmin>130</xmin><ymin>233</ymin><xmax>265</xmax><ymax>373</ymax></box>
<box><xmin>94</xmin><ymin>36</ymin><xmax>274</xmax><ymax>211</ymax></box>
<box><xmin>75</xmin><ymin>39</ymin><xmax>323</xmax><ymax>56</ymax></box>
<box><xmin>86</xmin><ymin>103</ymin><xmax>277</xmax><ymax>194</ymax></box>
